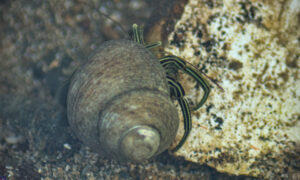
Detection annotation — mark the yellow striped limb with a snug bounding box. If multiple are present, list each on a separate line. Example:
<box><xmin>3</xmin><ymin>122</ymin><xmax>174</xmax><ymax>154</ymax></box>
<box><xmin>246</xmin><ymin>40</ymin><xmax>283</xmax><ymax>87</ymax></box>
<box><xmin>167</xmin><ymin>77</ymin><xmax>192</xmax><ymax>152</ymax></box>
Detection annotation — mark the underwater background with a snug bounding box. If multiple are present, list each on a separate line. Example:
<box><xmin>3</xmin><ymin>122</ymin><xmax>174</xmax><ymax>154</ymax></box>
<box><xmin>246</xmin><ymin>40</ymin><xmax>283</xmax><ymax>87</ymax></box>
<box><xmin>0</xmin><ymin>0</ymin><xmax>299</xmax><ymax>179</ymax></box>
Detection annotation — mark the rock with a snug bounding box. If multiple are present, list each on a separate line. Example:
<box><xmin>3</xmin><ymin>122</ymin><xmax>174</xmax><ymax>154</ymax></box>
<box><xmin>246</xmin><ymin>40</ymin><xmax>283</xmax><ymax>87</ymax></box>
<box><xmin>166</xmin><ymin>0</ymin><xmax>300</xmax><ymax>178</ymax></box>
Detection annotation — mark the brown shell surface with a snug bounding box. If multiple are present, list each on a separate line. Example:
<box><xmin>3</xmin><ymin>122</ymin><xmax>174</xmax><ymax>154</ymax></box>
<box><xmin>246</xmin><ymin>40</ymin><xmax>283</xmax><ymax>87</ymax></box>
<box><xmin>67</xmin><ymin>40</ymin><xmax>177</xmax><ymax>154</ymax></box>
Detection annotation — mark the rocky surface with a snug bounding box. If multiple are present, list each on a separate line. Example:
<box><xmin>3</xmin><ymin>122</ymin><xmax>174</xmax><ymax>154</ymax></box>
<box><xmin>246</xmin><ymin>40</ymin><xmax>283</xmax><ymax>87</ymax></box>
<box><xmin>166</xmin><ymin>0</ymin><xmax>300</xmax><ymax>179</ymax></box>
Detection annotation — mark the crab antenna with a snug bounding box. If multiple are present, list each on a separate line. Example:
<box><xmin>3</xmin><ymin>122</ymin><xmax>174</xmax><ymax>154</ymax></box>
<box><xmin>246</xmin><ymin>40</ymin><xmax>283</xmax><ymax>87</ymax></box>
<box><xmin>98</xmin><ymin>10</ymin><xmax>128</xmax><ymax>37</ymax></box>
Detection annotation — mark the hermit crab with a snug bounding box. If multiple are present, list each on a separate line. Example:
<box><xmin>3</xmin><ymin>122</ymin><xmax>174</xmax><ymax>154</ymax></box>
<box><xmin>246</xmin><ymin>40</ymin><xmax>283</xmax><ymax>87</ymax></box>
<box><xmin>67</xmin><ymin>24</ymin><xmax>211</xmax><ymax>162</ymax></box>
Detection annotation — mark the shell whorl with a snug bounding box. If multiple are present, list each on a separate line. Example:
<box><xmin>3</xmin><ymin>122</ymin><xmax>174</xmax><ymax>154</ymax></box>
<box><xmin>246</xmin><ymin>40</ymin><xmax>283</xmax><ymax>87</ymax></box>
<box><xmin>67</xmin><ymin>40</ymin><xmax>179</xmax><ymax>162</ymax></box>
<box><xmin>99</xmin><ymin>90</ymin><xmax>178</xmax><ymax>162</ymax></box>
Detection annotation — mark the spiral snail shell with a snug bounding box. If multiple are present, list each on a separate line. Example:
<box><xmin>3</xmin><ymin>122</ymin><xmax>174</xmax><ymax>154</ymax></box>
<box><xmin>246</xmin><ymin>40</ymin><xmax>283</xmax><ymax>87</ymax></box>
<box><xmin>67</xmin><ymin>39</ymin><xmax>179</xmax><ymax>162</ymax></box>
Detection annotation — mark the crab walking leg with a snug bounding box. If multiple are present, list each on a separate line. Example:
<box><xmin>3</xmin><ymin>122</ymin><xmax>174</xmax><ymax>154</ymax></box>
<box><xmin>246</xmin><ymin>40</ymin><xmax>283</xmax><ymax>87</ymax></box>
<box><xmin>185</xmin><ymin>65</ymin><xmax>210</xmax><ymax>110</ymax></box>
<box><xmin>167</xmin><ymin>77</ymin><xmax>192</xmax><ymax>152</ymax></box>
<box><xmin>160</xmin><ymin>56</ymin><xmax>211</xmax><ymax>110</ymax></box>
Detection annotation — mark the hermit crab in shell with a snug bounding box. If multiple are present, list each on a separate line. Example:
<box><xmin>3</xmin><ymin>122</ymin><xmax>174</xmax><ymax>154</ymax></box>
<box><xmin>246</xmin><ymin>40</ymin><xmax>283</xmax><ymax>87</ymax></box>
<box><xmin>67</xmin><ymin>24</ymin><xmax>211</xmax><ymax>162</ymax></box>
